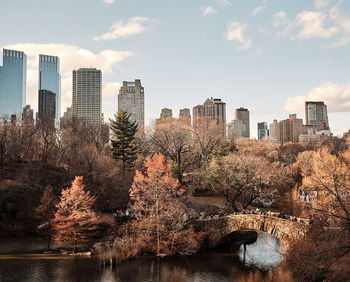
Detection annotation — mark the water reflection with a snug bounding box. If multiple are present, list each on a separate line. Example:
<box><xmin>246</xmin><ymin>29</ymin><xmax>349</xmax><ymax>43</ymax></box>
<box><xmin>239</xmin><ymin>232</ymin><xmax>283</xmax><ymax>270</ymax></box>
<box><xmin>0</xmin><ymin>236</ymin><xmax>293</xmax><ymax>282</ymax></box>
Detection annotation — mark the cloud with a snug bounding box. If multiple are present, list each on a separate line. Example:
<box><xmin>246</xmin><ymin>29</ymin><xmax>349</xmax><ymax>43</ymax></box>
<box><xmin>103</xmin><ymin>81</ymin><xmax>121</xmax><ymax>97</ymax></box>
<box><xmin>225</xmin><ymin>22</ymin><xmax>252</xmax><ymax>50</ymax></box>
<box><xmin>2</xmin><ymin>43</ymin><xmax>135</xmax><ymax>116</ymax></box>
<box><xmin>272</xmin><ymin>5</ymin><xmax>350</xmax><ymax>47</ymax></box>
<box><xmin>285</xmin><ymin>82</ymin><xmax>350</xmax><ymax>113</ymax></box>
<box><xmin>217</xmin><ymin>0</ymin><xmax>230</xmax><ymax>7</ymax></box>
<box><xmin>201</xmin><ymin>6</ymin><xmax>218</xmax><ymax>17</ymax></box>
<box><xmin>251</xmin><ymin>6</ymin><xmax>265</xmax><ymax>16</ymax></box>
<box><xmin>93</xmin><ymin>17</ymin><xmax>155</xmax><ymax>41</ymax></box>
<box><xmin>103</xmin><ymin>0</ymin><xmax>115</xmax><ymax>5</ymax></box>
<box><xmin>294</xmin><ymin>11</ymin><xmax>338</xmax><ymax>39</ymax></box>
<box><xmin>314</xmin><ymin>0</ymin><xmax>333</xmax><ymax>9</ymax></box>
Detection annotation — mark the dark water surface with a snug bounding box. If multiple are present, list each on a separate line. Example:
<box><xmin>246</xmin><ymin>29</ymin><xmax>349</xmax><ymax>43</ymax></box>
<box><xmin>0</xmin><ymin>233</ymin><xmax>294</xmax><ymax>282</ymax></box>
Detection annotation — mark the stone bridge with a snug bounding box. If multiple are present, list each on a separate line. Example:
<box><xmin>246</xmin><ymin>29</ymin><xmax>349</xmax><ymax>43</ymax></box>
<box><xmin>197</xmin><ymin>214</ymin><xmax>311</xmax><ymax>252</ymax></box>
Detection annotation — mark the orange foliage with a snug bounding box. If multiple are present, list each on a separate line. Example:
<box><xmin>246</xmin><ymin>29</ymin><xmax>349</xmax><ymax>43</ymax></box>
<box><xmin>52</xmin><ymin>176</ymin><xmax>99</xmax><ymax>252</ymax></box>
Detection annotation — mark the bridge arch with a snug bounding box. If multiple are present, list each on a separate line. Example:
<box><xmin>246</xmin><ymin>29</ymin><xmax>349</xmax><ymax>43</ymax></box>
<box><xmin>199</xmin><ymin>214</ymin><xmax>310</xmax><ymax>252</ymax></box>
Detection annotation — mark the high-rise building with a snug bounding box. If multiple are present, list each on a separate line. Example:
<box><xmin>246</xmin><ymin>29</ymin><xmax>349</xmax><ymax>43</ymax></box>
<box><xmin>60</xmin><ymin>106</ymin><xmax>73</xmax><ymax>129</ymax></box>
<box><xmin>235</xmin><ymin>108</ymin><xmax>250</xmax><ymax>138</ymax></box>
<box><xmin>118</xmin><ymin>79</ymin><xmax>145</xmax><ymax>131</ymax></box>
<box><xmin>72</xmin><ymin>68</ymin><xmax>102</xmax><ymax>128</ymax></box>
<box><xmin>270</xmin><ymin>114</ymin><xmax>304</xmax><ymax>145</ymax></box>
<box><xmin>269</xmin><ymin>119</ymin><xmax>281</xmax><ymax>144</ymax></box>
<box><xmin>305</xmin><ymin>101</ymin><xmax>329</xmax><ymax>130</ymax></box>
<box><xmin>39</xmin><ymin>54</ymin><xmax>61</xmax><ymax>126</ymax></box>
<box><xmin>179</xmin><ymin>108</ymin><xmax>191</xmax><ymax>126</ymax></box>
<box><xmin>257</xmin><ymin>122</ymin><xmax>269</xmax><ymax>140</ymax></box>
<box><xmin>193</xmin><ymin>98</ymin><xmax>226</xmax><ymax>136</ymax></box>
<box><xmin>160</xmin><ymin>108</ymin><xmax>173</xmax><ymax>119</ymax></box>
<box><xmin>228</xmin><ymin>119</ymin><xmax>247</xmax><ymax>140</ymax></box>
<box><xmin>38</xmin><ymin>89</ymin><xmax>56</xmax><ymax>127</ymax></box>
<box><xmin>22</xmin><ymin>105</ymin><xmax>34</xmax><ymax>125</ymax></box>
<box><xmin>0</xmin><ymin>49</ymin><xmax>27</xmax><ymax>116</ymax></box>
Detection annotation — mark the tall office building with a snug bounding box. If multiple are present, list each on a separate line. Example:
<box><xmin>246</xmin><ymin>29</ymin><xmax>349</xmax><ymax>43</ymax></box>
<box><xmin>193</xmin><ymin>98</ymin><xmax>226</xmax><ymax>137</ymax></box>
<box><xmin>0</xmin><ymin>49</ymin><xmax>27</xmax><ymax>116</ymax></box>
<box><xmin>257</xmin><ymin>122</ymin><xmax>269</xmax><ymax>140</ymax></box>
<box><xmin>22</xmin><ymin>105</ymin><xmax>34</xmax><ymax>125</ymax></box>
<box><xmin>235</xmin><ymin>108</ymin><xmax>250</xmax><ymax>138</ymax></box>
<box><xmin>228</xmin><ymin>119</ymin><xmax>247</xmax><ymax>140</ymax></box>
<box><xmin>179</xmin><ymin>108</ymin><xmax>191</xmax><ymax>126</ymax></box>
<box><xmin>72</xmin><ymin>68</ymin><xmax>102</xmax><ymax>128</ymax></box>
<box><xmin>305</xmin><ymin>101</ymin><xmax>329</xmax><ymax>130</ymax></box>
<box><xmin>38</xmin><ymin>89</ymin><xmax>56</xmax><ymax>127</ymax></box>
<box><xmin>269</xmin><ymin>120</ymin><xmax>281</xmax><ymax>144</ymax></box>
<box><xmin>270</xmin><ymin>114</ymin><xmax>304</xmax><ymax>145</ymax></box>
<box><xmin>39</xmin><ymin>54</ymin><xmax>61</xmax><ymax>126</ymax></box>
<box><xmin>118</xmin><ymin>79</ymin><xmax>145</xmax><ymax>131</ymax></box>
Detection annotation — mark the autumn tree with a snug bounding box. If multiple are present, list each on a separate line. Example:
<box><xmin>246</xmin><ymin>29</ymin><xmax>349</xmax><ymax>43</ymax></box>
<box><xmin>110</xmin><ymin>110</ymin><xmax>139</xmax><ymax>173</ymax></box>
<box><xmin>35</xmin><ymin>184</ymin><xmax>57</xmax><ymax>249</ymax></box>
<box><xmin>206</xmin><ymin>153</ymin><xmax>278</xmax><ymax>211</ymax></box>
<box><xmin>191</xmin><ymin>121</ymin><xmax>224</xmax><ymax>169</ymax></box>
<box><xmin>288</xmin><ymin>146</ymin><xmax>350</xmax><ymax>281</ymax></box>
<box><xmin>151</xmin><ymin>120</ymin><xmax>196</xmax><ymax>183</ymax></box>
<box><xmin>129</xmin><ymin>154</ymin><xmax>197</xmax><ymax>255</ymax></box>
<box><xmin>52</xmin><ymin>176</ymin><xmax>99</xmax><ymax>253</ymax></box>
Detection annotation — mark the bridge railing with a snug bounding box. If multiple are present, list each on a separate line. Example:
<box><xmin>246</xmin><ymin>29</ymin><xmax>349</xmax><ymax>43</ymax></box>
<box><xmin>196</xmin><ymin>210</ymin><xmax>311</xmax><ymax>225</ymax></box>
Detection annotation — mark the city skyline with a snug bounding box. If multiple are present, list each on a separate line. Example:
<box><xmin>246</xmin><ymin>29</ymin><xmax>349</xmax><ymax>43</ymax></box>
<box><xmin>1</xmin><ymin>0</ymin><xmax>350</xmax><ymax>137</ymax></box>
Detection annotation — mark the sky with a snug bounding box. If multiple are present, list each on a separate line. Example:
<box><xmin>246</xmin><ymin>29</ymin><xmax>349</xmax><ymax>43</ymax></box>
<box><xmin>1</xmin><ymin>0</ymin><xmax>350</xmax><ymax>137</ymax></box>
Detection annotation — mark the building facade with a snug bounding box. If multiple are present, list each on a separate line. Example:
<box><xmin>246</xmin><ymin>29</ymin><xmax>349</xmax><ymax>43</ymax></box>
<box><xmin>193</xmin><ymin>98</ymin><xmax>226</xmax><ymax>137</ymax></box>
<box><xmin>118</xmin><ymin>79</ymin><xmax>145</xmax><ymax>131</ymax></box>
<box><xmin>228</xmin><ymin>119</ymin><xmax>247</xmax><ymax>140</ymax></box>
<box><xmin>39</xmin><ymin>54</ymin><xmax>61</xmax><ymax>126</ymax></box>
<box><xmin>235</xmin><ymin>108</ymin><xmax>250</xmax><ymax>138</ymax></box>
<box><xmin>38</xmin><ymin>89</ymin><xmax>56</xmax><ymax>127</ymax></box>
<box><xmin>72</xmin><ymin>68</ymin><xmax>102</xmax><ymax>128</ymax></box>
<box><xmin>22</xmin><ymin>105</ymin><xmax>34</xmax><ymax>125</ymax></box>
<box><xmin>0</xmin><ymin>49</ymin><xmax>27</xmax><ymax>117</ymax></box>
<box><xmin>305</xmin><ymin>101</ymin><xmax>329</xmax><ymax>130</ymax></box>
<box><xmin>269</xmin><ymin>119</ymin><xmax>281</xmax><ymax>144</ymax></box>
<box><xmin>179</xmin><ymin>108</ymin><xmax>191</xmax><ymax>126</ymax></box>
<box><xmin>257</xmin><ymin>122</ymin><xmax>269</xmax><ymax>140</ymax></box>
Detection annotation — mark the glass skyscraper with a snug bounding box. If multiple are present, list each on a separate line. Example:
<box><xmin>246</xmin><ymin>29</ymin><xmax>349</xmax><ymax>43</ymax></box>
<box><xmin>39</xmin><ymin>54</ymin><xmax>61</xmax><ymax>126</ymax></box>
<box><xmin>0</xmin><ymin>49</ymin><xmax>27</xmax><ymax>117</ymax></box>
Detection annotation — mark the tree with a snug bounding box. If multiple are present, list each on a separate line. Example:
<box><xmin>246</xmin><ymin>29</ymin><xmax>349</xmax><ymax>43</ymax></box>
<box><xmin>206</xmin><ymin>153</ymin><xmax>277</xmax><ymax>211</ymax></box>
<box><xmin>129</xmin><ymin>154</ymin><xmax>196</xmax><ymax>255</ymax></box>
<box><xmin>35</xmin><ymin>184</ymin><xmax>57</xmax><ymax>249</ymax></box>
<box><xmin>288</xmin><ymin>146</ymin><xmax>350</xmax><ymax>281</ymax></box>
<box><xmin>52</xmin><ymin>176</ymin><xmax>99</xmax><ymax>253</ymax></box>
<box><xmin>110</xmin><ymin>110</ymin><xmax>138</xmax><ymax>173</ymax></box>
<box><xmin>151</xmin><ymin>119</ymin><xmax>196</xmax><ymax>183</ymax></box>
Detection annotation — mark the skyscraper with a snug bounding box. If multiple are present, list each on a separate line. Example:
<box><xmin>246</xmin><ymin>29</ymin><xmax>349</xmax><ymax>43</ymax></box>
<box><xmin>118</xmin><ymin>79</ymin><xmax>145</xmax><ymax>131</ymax></box>
<box><xmin>0</xmin><ymin>49</ymin><xmax>27</xmax><ymax>116</ymax></box>
<box><xmin>257</xmin><ymin>122</ymin><xmax>269</xmax><ymax>140</ymax></box>
<box><xmin>305</xmin><ymin>101</ymin><xmax>329</xmax><ymax>130</ymax></box>
<box><xmin>39</xmin><ymin>54</ymin><xmax>61</xmax><ymax>126</ymax></box>
<box><xmin>228</xmin><ymin>119</ymin><xmax>247</xmax><ymax>140</ymax></box>
<box><xmin>38</xmin><ymin>89</ymin><xmax>56</xmax><ymax>127</ymax></box>
<box><xmin>235</xmin><ymin>108</ymin><xmax>250</xmax><ymax>138</ymax></box>
<box><xmin>193</xmin><ymin>98</ymin><xmax>226</xmax><ymax>137</ymax></box>
<box><xmin>72</xmin><ymin>68</ymin><xmax>102</xmax><ymax>128</ymax></box>
<box><xmin>22</xmin><ymin>105</ymin><xmax>34</xmax><ymax>125</ymax></box>
<box><xmin>179</xmin><ymin>108</ymin><xmax>191</xmax><ymax>126</ymax></box>
<box><xmin>269</xmin><ymin>119</ymin><xmax>281</xmax><ymax>144</ymax></box>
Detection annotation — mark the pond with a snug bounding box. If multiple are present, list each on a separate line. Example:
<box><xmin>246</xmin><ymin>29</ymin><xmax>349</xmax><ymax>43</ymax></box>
<box><xmin>0</xmin><ymin>232</ymin><xmax>294</xmax><ymax>282</ymax></box>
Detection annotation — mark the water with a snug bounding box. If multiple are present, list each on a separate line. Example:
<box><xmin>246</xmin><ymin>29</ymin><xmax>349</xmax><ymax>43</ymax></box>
<box><xmin>0</xmin><ymin>233</ymin><xmax>294</xmax><ymax>282</ymax></box>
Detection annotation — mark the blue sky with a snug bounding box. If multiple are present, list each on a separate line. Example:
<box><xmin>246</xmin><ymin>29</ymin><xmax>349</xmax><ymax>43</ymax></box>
<box><xmin>1</xmin><ymin>0</ymin><xmax>350</xmax><ymax>137</ymax></box>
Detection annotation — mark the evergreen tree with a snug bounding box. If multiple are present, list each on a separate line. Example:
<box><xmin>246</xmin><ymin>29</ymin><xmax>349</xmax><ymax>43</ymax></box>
<box><xmin>110</xmin><ymin>110</ymin><xmax>139</xmax><ymax>173</ymax></box>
